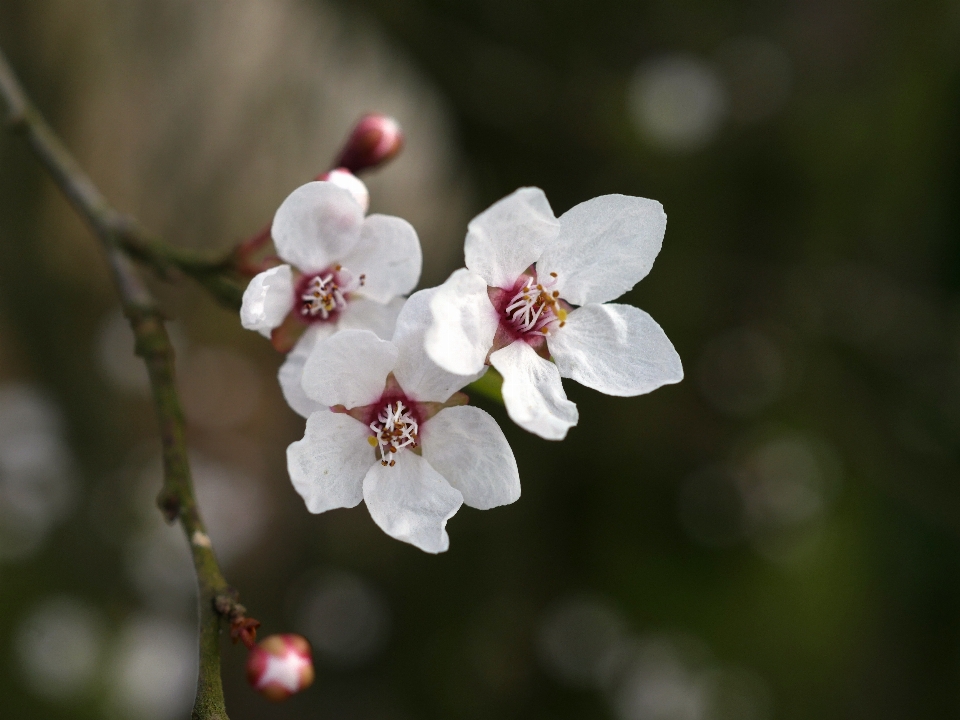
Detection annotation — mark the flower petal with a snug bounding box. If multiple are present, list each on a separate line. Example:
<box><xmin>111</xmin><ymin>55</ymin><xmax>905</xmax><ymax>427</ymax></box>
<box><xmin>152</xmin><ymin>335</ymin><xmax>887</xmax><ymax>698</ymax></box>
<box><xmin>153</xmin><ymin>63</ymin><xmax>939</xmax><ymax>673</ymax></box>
<box><xmin>338</xmin><ymin>296</ymin><xmax>405</xmax><ymax>340</ymax></box>
<box><xmin>422</xmin><ymin>406</ymin><xmax>520</xmax><ymax>510</ymax></box>
<box><xmin>537</xmin><ymin>194</ymin><xmax>666</xmax><ymax>306</ymax></box>
<box><xmin>549</xmin><ymin>303</ymin><xmax>683</xmax><ymax>395</ymax></box>
<box><xmin>489</xmin><ymin>341</ymin><xmax>578</xmax><ymax>440</ymax></box>
<box><xmin>340</xmin><ymin>214</ymin><xmax>422</xmax><ymax>304</ymax></box>
<box><xmin>363</xmin><ymin>450</ymin><xmax>463</xmax><ymax>554</ymax></box>
<box><xmin>240</xmin><ymin>265</ymin><xmax>294</xmax><ymax>337</ymax></box>
<box><xmin>278</xmin><ymin>326</ymin><xmax>334</xmax><ymax>418</ymax></box>
<box><xmin>286</xmin><ymin>411</ymin><xmax>372</xmax><ymax>513</ymax></box>
<box><xmin>394</xmin><ymin>287</ymin><xmax>487</xmax><ymax>402</ymax></box>
<box><xmin>464</xmin><ymin>187</ymin><xmax>560</xmax><ymax>288</ymax></box>
<box><xmin>321</xmin><ymin>168</ymin><xmax>370</xmax><ymax>213</ymax></box>
<box><xmin>301</xmin><ymin>329</ymin><xmax>396</xmax><ymax>409</ymax></box>
<box><xmin>425</xmin><ymin>269</ymin><xmax>499</xmax><ymax>376</ymax></box>
<box><xmin>271</xmin><ymin>181</ymin><xmax>364</xmax><ymax>272</ymax></box>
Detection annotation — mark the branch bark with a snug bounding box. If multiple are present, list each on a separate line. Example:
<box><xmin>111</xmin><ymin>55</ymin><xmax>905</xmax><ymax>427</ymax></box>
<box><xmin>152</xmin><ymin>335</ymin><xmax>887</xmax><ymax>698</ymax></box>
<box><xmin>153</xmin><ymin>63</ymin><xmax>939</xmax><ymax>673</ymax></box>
<box><xmin>0</xmin><ymin>45</ymin><xmax>241</xmax><ymax>720</ymax></box>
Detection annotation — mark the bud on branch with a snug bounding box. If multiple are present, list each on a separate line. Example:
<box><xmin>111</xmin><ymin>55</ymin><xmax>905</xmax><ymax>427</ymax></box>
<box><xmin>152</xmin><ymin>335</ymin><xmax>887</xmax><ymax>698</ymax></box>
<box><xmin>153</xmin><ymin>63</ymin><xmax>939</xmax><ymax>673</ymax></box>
<box><xmin>246</xmin><ymin>634</ymin><xmax>315</xmax><ymax>701</ymax></box>
<box><xmin>333</xmin><ymin>113</ymin><xmax>404</xmax><ymax>174</ymax></box>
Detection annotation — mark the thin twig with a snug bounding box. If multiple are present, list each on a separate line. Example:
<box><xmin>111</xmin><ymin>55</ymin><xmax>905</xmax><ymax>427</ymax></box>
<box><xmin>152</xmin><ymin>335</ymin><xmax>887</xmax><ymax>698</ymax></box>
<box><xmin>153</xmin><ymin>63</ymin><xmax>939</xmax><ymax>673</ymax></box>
<box><xmin>0</xmin><ymin>45</ymin><xmax>245</xmax><ymax>720</ymax></box>
<box><xmin>0</xmin><ymin>47</ymin><xmax>244</xmax><ymax>310</ymax></box>
<box><xmin>113</xmin><ymin>216</ymin><xmax>246</xmax><ymax>310</ymax></box>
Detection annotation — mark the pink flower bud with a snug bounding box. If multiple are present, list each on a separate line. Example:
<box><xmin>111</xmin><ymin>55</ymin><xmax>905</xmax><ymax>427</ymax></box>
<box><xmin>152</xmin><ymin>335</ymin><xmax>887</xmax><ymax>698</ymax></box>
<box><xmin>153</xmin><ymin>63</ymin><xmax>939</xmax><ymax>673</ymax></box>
<box><xmin>246</xmin><ymin>633</ymin><xmax>315</xmax><ymax>701</ymax></box>
<box><xmin>334</xmin><ymin>114</ymin><xmax>404</xmax><ymax>174</ymax></box>
<box><xmin>317</xmin><ymin>168</ymin><xmax>370</xmax><ymax>213</ymax></box>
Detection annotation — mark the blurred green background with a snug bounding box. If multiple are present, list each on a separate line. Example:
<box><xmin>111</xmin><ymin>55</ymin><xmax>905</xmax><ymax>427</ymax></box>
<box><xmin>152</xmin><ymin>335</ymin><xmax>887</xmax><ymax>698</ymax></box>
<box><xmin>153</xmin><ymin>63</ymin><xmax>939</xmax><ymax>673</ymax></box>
<box><xmin>2</xmin><ymin>1</ymin><xmax>960</xmax><ymax>718</ymax></box>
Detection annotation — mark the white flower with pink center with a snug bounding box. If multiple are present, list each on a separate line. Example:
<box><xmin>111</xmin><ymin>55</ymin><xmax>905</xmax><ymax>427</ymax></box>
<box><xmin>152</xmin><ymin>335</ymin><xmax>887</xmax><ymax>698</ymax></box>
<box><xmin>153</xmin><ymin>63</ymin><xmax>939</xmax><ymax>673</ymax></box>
<box><xmin>287</xmin><ymin>289</ymin><xmax>520</xmax><ymax>554</ymax></box>
<box><xmin>426</xmin><ymin>187</ymin><xmax>683</xmax><ymax>440</ymax></box>
<box><xmin>239</xmin><ymin>177</ymin><xmax>422</xmax><ymax>418</ymax></box>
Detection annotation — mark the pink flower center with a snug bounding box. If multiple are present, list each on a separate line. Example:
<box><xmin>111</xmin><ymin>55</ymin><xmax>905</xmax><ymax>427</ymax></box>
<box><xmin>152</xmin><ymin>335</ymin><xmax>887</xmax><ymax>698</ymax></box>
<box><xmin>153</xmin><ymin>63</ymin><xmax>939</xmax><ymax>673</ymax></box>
<box><xmin>368</xmin><ymin>398</ymin><xmax>420</xmax><ymax>467</ymax></box>
<box><xmin>296</xmin><ymin>265</ymin><xmax>365</xmax><ymax>324</ymax></box>
<box><xmin>490</xmin><ymin>271</ymin><xmax>568</xmax><ymax>349</ymax></box>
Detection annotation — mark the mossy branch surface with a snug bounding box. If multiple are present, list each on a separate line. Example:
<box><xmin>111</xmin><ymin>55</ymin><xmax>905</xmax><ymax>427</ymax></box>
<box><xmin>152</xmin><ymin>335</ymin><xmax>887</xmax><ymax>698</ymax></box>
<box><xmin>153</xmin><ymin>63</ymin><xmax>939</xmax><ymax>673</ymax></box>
<box><xmin>0</xmin><ymin>45</ymin><xmax>241</xmax><ymax>720</ymax></box>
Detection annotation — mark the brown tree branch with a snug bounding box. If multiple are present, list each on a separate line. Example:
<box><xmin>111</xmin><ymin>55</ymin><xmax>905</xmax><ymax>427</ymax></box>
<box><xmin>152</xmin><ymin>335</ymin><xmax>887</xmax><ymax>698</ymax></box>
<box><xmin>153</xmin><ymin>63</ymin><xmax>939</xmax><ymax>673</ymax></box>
<box><xmin>0</xmin><ymin>45</ymin><xmax>245</xmax><ymax>720</ymax></box>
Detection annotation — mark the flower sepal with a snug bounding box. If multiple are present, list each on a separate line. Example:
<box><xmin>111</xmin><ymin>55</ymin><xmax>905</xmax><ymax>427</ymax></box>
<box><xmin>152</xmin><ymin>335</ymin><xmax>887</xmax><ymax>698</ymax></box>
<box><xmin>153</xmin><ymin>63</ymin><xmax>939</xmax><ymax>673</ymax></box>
<box><xmin>269</xmin><ymin>310</ymin><xmax>308</xmax><ymax>353</ymax></box>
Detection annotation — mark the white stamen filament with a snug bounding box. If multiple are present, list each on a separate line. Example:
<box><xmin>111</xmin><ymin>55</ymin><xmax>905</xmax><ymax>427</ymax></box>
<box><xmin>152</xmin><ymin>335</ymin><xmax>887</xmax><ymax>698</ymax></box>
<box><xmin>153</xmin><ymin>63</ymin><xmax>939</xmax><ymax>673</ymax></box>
<box><xmin>369</xmin><ymin>401</ymin><xmax>419</xmax><ymax>467</ymax></box>
<box><xmin>504</xmin><ymin>273</ymin><xmax>566</xmax><ymax>335</ymax></box>
<box><xmin>300</xmin><ymin>266</ymin><xmax>365</xmax><ymax>319</ymax></box>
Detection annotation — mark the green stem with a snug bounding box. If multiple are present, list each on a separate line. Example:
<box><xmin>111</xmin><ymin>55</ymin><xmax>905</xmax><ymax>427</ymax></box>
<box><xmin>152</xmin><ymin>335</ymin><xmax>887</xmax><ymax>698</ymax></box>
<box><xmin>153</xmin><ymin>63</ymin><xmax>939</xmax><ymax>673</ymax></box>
<box><xmin>0</xmin><ymin>45</ymin><xmax>239</xmax><ymax>720</ymax></box>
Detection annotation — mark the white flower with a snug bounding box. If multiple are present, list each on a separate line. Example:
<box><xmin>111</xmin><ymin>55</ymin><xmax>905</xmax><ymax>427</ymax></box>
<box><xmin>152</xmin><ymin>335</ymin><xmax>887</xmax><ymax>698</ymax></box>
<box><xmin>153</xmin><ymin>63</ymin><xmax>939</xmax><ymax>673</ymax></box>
<box><xmin>426</xmin><ymin>187</ymin><xmax>683</xmax><ymax>440</ymax></box>
<box><xmin>287</xmin><ymin>290</ymin><xmax>520</xmax><ymax>554</ymax></box>
<box><xmin>239</xmin><ymin>178</ymin><xmax>422</xmax><ymax>417</ymax></box>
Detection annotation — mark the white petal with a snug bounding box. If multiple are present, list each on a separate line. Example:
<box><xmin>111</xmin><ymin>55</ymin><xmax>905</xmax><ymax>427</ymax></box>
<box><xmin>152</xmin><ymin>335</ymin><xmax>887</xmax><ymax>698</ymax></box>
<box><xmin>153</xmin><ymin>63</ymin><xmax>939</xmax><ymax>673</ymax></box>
<box><xmin>363</xmin><ymin>450</ymin><xmax>463</xmax><ymax>554</ymax></box>
<box><xmin>339</xmin><ymin>296</ymin><xmax>405</xmax><ymax>340</ymax></box>
<box><xmin>425</xmin><ymin>269</ymin><xmax>499</xmax><ymax>376</ymax></box>
<box><xmin>240</xmin><ymin>265</ymin><xmax>293</xmax><ymax>337</ymax></box>
<box><xmin>537</xmin><ymin>194</ymin><xmax>667</xmax><ymax>306</ymax></box>
<box><xmin>286</xmin><ymin>411</ymin><xmax>372</xmax><ymax>513</ymax></box>
<box><xmin>490</xmin><ymin>341</ymin><xmax>578</xmax><ymax>441</ymax></box>
<box><xmin>301</xmin><ymin>330</ymin><xmax>395</xmax><ymax>408</ymax></box>
<box><xmin>278</xmin><ymin>326</ymin><xmax>334</xmax><ymax>418</ymax></box>
<box><xmin>341</xmin><ymin>215</ymin><xmax>422</xmax><ymax>304</ymax></box>
<box><xmin>271</xmin><ymin>181</ymin><xmax>364</xmax><ymax>272</ymax></box>
<box><xmin>464</xmin><ymin>187</ymin><xmax>560</xmax><ymax>288</ymax></box>
<box><xmin>322</xmin><ymin>168</ymin><xmax>370</xmax><ymax>213</ymax></box>
<box><xmin>422</xmin><ymin>406</ymin><xmax>520</xmax><ymax>510</ymax></box>
<box><xmin>394</xmin><ymin>288</ymin><xmax>487</xmax><ymax>402</ymax></box>
<box><xmin>548</xmin><ymin>303</ymin><xmax>683</xmax><ymax>396</ymax></box>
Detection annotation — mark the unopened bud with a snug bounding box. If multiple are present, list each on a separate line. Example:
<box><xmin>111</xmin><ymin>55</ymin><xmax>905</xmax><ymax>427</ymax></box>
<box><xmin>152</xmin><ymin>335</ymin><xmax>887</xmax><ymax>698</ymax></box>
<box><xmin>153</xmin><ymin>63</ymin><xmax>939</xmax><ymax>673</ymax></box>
<box><xmin>317</xmin><ymin>168</ymin><xmax>370</xmax><ymax>213</ymax></box>
<box><xmin>334</xmin><ymin>114</ymin><xmax>404</xmax><ymax>174</ymax></box>
<box><xmin>246</xmin><ymin>633</ymin><xmax>315</xmax><ymax>701</ymax></box>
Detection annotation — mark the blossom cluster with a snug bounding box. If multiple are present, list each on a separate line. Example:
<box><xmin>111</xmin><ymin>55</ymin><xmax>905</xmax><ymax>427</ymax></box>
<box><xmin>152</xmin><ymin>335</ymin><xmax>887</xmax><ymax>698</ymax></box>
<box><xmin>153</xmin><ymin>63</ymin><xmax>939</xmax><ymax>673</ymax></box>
<box><xmin>240</xmin><ymin>118</ymin><xmax>682</xmax><ymax>554</ymax></box>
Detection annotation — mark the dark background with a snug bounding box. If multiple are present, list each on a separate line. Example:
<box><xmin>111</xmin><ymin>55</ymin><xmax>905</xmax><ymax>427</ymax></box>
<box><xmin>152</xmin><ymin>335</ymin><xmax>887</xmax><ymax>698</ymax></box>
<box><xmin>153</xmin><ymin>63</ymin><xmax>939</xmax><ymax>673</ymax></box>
<box><xmin>2</xmin><ymin>1</ymin><xmax>960</xmax><ymax>718</ymax></box>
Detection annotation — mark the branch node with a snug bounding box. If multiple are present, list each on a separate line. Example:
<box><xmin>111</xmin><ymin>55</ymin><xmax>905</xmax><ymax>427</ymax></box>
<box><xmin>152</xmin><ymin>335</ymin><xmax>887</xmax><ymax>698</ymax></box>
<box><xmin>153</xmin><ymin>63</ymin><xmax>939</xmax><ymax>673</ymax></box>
<box><xmin>215</xmin><ymin>591</ymin><xmax>260</xmax><ymax>649</ymax></box>
<box><xmin>157</xmin><ymin>489</ymin><xmax>182</xmax><ymax>523</ymax></box>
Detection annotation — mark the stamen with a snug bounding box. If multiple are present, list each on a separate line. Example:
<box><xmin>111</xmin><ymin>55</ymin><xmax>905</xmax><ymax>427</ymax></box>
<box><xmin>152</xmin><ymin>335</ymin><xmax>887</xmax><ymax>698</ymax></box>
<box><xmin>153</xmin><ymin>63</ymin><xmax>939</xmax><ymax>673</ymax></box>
<box><xmin>299</xmin><ymin>266</ymin><xmax>361</xmax><ymax>319</ymax></box>
<box><xmin>368</xmin><ymin>401</ymin><xmax>419</xmax><ymax>467</ymax></box>
<box><xmin>504</xmin><ymin>273</ymin><xmax>563</xmax><ymax>336</ymax></box>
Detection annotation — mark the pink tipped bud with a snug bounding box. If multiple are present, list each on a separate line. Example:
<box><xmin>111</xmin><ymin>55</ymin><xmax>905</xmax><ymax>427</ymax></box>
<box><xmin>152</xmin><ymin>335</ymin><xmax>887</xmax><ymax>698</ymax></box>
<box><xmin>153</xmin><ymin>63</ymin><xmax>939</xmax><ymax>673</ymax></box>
<box><xmin>334</xmin><ymin>114</ymin><xmax>404</xmax><ymax>174</ymax></box>
<box><xmin>246</xmin><ymin>634</ymin><xmax>315</xmax><ymax>702</ymax></box>
<box><xmin>317</xmin><ymin>168</ymin><xmax>370</xmax><ymax>213</ymax></box>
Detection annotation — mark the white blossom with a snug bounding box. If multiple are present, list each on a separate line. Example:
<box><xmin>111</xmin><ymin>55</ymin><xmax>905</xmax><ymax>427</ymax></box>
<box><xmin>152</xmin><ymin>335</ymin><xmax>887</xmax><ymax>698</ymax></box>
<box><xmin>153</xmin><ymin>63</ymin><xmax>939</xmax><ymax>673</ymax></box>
<box><xmin>425</xmin><ymin>187</ymin><xmax>683</xmax><ymax>440</ymax></box>
<box><xmin>239</xmin><ymin>178</ymin><xmax>421</xmax><ymax>417</ymax></box>
<box><xmin>287</xmin><ymin>290</ymin><xmax>520</xmax><ymax>554</ymax></box>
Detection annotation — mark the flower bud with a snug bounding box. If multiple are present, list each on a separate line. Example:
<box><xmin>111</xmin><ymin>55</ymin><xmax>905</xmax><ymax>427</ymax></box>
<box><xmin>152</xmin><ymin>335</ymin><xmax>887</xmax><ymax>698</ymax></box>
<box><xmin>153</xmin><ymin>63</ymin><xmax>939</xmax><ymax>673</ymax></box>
<box><xmin>317</xmin><ymin>168</ymin><xmax>370</xmax><ymax>213</ymax></box>
<box><xmin>246</xmin><ymin>633</ymin><xmax>315</xmax><ymax>701</ymax></box>
<box><xmin>334</xmin><ymin>114</ymin><xmax>404</xmax><ymax>174</ymax></box>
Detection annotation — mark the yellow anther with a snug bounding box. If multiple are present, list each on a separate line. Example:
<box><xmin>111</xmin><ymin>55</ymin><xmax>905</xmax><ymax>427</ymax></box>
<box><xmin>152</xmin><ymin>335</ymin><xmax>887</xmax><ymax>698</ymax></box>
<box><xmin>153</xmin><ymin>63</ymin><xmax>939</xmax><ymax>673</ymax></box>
<box><xmin>367</xmin><ymin>436</ymin><xmax>378</xmax><ymax>447</ymax></box>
